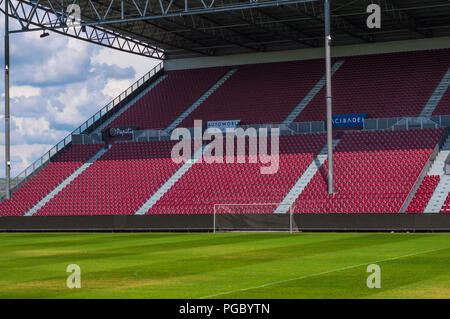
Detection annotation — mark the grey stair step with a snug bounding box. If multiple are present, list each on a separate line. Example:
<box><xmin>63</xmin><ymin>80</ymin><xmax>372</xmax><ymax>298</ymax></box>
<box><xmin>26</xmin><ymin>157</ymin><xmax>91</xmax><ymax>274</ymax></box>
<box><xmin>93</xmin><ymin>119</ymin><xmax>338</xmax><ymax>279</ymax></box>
<box><xmin>424</xmin><ymin>134</ymin><xmax>450</xmax><ymax>213</ymax></box>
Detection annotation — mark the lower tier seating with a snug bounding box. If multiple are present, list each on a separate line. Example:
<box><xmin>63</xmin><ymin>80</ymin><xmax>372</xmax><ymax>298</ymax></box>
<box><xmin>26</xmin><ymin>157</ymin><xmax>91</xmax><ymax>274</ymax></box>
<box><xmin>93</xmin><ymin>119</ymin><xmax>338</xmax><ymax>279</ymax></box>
<box><xmin>35</xmin><ymin>141</ymin><xmax>188</xmax><ymax>216</ymax></box>
<box><xmin>293</xmin><ymin>129</ymin><xmax>444</xmax><ymax>214</ymax></box>
<box><xmin>0</xmin><ymin>129</ymin><xmax>445</xmax><ymax>217</ymax></box>
<box><xmin>147</xmin><ymin>134</ymin><xmax>327</xmax><ymax>215</ymax></box>
<box><xmin>406</xmin><ymin>175</ymin><xmax>440</xmax><ymax>214</ymax></box>
<box><xmin>0</xmin><ymin>144</ymin><xmax>102</xmax><ymax>216</ymax></box>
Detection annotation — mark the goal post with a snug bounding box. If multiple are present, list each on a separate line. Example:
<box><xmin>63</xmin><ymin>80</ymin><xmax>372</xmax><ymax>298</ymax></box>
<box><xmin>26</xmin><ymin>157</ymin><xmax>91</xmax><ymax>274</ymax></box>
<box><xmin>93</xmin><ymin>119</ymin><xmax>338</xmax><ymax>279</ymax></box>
<box><xmin>213</xmin><ymin>203</ymin><xmax>295</xmax><ymax>233</ymax></box>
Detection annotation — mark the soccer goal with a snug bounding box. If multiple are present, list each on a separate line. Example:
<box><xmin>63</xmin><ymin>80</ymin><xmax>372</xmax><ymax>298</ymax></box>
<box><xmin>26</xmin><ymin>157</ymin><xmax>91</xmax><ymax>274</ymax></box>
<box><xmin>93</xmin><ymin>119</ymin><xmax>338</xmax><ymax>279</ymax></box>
<box><xmin>213</xmin><ymin>203</ymin><xmax>295</xmax><ymax>233</ymax></box>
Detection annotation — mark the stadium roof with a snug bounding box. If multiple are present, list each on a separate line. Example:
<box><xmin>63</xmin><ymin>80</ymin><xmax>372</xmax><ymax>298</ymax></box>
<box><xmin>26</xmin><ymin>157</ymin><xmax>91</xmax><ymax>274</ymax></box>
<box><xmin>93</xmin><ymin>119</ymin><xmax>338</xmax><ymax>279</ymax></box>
<box><xmin>4</xmin><ymin>0</ymin><xmax>450</xmax><ymax>59</ymax></box>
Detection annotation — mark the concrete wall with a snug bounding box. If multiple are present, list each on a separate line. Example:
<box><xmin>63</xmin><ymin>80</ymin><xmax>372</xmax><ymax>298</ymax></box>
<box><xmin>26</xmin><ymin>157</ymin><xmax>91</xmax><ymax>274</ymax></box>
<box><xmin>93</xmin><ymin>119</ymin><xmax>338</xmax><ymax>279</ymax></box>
<box><xmin>165</xmin><ymin>36</ymin><xmax>450</xmax><ymax>71</ymax></box>
<box><xmin>1</xmin><ymin>214</ymin><xmax>450</xmax><ymax>232</ymax></box>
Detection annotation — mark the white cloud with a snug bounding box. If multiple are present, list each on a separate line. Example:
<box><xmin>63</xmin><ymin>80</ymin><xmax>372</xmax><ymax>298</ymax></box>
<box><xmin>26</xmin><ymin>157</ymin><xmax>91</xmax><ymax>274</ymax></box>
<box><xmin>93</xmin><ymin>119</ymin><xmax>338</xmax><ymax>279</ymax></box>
<box><xmin>102</xmin><ymin>78</ymin><xmax>133</xmax><ymax>98</ymax></box>
<box><xmin>91</xmin><ymin>47</ymin><xmax>160</xmax><ymax>78</ymax></box>
<box><xmin>8</xmin><ymin>85</ymin><xmax>41</xmax><ymax>98</ymax></box>
<box><xmin>13</xmin><ymin>116</ymin><xmax>63</xmax><ymax>140</ymax></box>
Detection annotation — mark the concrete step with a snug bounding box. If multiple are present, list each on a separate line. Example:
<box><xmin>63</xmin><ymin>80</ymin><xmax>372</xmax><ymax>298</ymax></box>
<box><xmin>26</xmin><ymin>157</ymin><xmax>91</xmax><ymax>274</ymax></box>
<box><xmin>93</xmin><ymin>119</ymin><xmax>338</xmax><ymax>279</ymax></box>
<box><xmin>424</xmin><ymin>175</ymin><xmax>450</xmax><ymax>213</ymax></box>
<box><xmin>424</xmin><ymin>134</ymin><xmax>450</xmax><ymax>213</ymax></box>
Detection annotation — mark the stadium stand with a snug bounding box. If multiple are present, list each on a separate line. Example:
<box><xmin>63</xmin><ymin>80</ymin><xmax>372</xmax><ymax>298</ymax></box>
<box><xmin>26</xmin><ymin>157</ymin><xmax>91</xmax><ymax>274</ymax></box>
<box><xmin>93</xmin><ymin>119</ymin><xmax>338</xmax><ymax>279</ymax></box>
<box><xmin>295</xmin><ymin>50</ymin><xmax>450</xmax><ymax>122</ymax></box>
<box><xmin>147</xmin><ymin>134</ymin><xmax>327</xmax><ymax>215</ymax></box>
<box><xmin>178</xmin><ymin>59</ymin><xmax>325</xmax><ymax>127</ymax></box>
<box><xmin>0</xmin><ymin>144</ymin><xmax>102</xmax><ymax>216</ymax></box>
<box><xmin>34</xmin><ymin>141</ymin><xmax>188</xmax><ymax>216</ymax></box>
<box><xmin>406</xmin><ymin>175</ymin><xmax>440</xmax><ymax>213</ymax></box>
<box><xmin>104</xmin><ymin>67</ymin><xmax>229</xmax><ymax>130</ymax></box>
<box><xmin>1</xmin><ymin>48</ymin><xmax>450</xmax><ymax>218</ymax></box>
<box><xmin>441</xmin><ymin>193</ymin><xmax>450</xmax><ymax>213</ymax></box>
<box><xmin>293</xmin><ymin>129</ymin><xmax>445</xmax><ymax>214</ymax></box>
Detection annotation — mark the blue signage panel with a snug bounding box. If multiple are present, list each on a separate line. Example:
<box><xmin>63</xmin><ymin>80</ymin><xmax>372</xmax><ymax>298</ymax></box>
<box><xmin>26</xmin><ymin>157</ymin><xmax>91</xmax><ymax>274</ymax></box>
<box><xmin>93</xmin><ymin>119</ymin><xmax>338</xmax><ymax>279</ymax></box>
<box><xmin>332</xmin><ymin>113</ymin><xmax>367</xmax><ymax>127</ymax></box>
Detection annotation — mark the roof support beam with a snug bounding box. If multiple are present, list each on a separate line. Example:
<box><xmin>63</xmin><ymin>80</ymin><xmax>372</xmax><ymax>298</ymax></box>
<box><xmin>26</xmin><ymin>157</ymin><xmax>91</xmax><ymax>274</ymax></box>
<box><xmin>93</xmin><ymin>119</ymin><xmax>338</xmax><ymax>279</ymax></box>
<box><xmin>3</xmin><ymin>0</ymin><xmax>318</xmax><ymax>57</ymax></box>
<box><xmin>6</xmin><ymin>0</ymin><xmax>319</xmax><ymax>32</ymax></box>
<box><xmin>161</xmin><ymin>3</ymin><xmax>265</xmax><ymax>54</ymax></box>
<box><xmin>289</xmin><ymin>1</ymin><xmax>374</xmax><ymax>43</ymax></box>
<box><xmin>0</xmin><ymin>0</ymin><xmax>166</xmax><ymax>59</ymax></box>
<box><xmin>75</xmin><ymin>0</ymin><xmax>213</xmax><ymax>56</ymax></box>
<box><xmin>232</xmin><ymin>8</ymin><xmax>319</xmax><ymax>48</ymax></box>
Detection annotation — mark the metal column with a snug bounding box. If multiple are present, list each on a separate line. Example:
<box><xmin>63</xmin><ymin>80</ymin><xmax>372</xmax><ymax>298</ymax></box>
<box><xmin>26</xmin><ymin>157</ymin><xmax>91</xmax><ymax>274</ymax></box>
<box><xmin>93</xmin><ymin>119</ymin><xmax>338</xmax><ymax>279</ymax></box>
<box><xmin>4</xmin><ymin>0</ymin><xmax>11</xmax><ymax>199</ymax></box>
<box><xmin>324</xmin><ymin>0</ymin><xmax>334</xmax><ymax>194</ymax></box>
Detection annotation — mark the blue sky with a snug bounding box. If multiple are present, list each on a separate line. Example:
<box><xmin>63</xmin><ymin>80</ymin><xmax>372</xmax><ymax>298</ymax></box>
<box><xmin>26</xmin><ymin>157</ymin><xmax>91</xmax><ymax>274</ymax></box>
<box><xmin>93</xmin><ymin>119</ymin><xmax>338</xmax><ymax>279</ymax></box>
<box><xmin>0</xmin><ymin>14</ymin><xmax>160</xmax><ymax>176</ymax></box>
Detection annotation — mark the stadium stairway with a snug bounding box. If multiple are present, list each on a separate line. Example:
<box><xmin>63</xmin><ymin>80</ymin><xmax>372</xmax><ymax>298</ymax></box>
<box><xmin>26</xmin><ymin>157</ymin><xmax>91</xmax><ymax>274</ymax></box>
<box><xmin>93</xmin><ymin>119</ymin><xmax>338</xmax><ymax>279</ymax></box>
<box><xmin>134</xmin><ymin>144</ymin><xmax>205</xmax><ymax>215</ymax></box>
<box><xmin>419</xmin><ymin>66</ymin><xmax>450</xmax><ymax>118</ymax></box>
<box><xmin>164</xmin><ymin>69</ymin><xmax>237</xmax><ymax>132</ymax></box>
<box><xmin>25</xmin><ymin>147</ymin><xmax>109</xmax><ymax>216</ymax></box>
<box><xmin>93</xmin><ymin>74</ymin><xmax>168</xmax><ymax>133</ymax></box>
<box><xmin>424</xmin><ymin>134</ymin><xmax>450</xmax><ymax>213</ymax></box>
<box><xmin>282</xmin><ymin>61</ymin><xmax>344</xmax><ymax>124</ymax></box>
<box><xmin>273</xmin><ymin>139</ymin><xmax>340</xmax><ymax>214</ymax></box>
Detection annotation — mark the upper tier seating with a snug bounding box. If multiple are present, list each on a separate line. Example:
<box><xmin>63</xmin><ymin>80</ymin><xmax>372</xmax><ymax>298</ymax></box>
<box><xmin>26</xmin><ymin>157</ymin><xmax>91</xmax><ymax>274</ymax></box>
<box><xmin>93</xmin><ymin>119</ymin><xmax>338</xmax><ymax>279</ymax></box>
<box><xmin>178</xmin><ymin>59</ymin><xmax>325</xmax><ymax>127</ymax></box>
<box><xmin>147</xmin><ymin>134</ymin><xmax>326</xmax><ymax>215</ymax></box>
<box><xmin>406</xmin><ymin>175</ymin><xmax>440</xmax><ymax>214</ymax></box>
<box><xmin>105</xmin><ymin>67</ymin><xmax>229</xmax><ymax>130</ymax></box>
<box><xmin>103</xmin><ymin>49</ymin><xmax>450</xmax><ymax>132</ymax></box>
<box><xmin>35</xmin><ymin>140</ymin><xmax>192</xmax><ymax>216</ymax></box>
<box><xmin>433</xmin><ymin>87</ymin><xmax>450</xmax><ymax>116</ymax></box>
<box><xmin>0</xmin><ymin>144</ymin><xmax>102</xmax><ymax>216</ymax></box>
<box><xmin>441</xmin><ymin>192</ymin><xmax>450</xmax><ymax>213</ymax></box>
<box><xmin>293</xmin><ymin>129</ymin><xmax>444</xmax><ymax>214</ymax></box>
<box><xmin>295</xmin><ymin>50</ymin><xmax>450</xmax><ymax>122</ymax></box>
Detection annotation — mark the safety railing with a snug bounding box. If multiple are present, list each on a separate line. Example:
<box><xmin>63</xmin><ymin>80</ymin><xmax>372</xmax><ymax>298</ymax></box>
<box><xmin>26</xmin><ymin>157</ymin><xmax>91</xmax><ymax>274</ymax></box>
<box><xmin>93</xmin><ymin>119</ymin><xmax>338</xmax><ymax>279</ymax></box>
<box><xmin>363</xmin><ymin>115</ymin><xmax>450</xmax><ymax>131</ymax></box>
<box><xmin>5</xmin><ymin>61</ymin><xmax>164</xmax><ymax>197</ymax></box>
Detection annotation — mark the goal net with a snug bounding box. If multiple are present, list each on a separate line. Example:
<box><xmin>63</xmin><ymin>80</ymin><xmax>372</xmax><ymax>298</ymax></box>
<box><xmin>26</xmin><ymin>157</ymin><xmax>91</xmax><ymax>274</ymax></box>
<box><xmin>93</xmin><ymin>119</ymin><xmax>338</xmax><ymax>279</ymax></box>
<box><xmin>213</xmin><ymin>203</ymin><xmax>295</xmax><ymax>233</ymax></box>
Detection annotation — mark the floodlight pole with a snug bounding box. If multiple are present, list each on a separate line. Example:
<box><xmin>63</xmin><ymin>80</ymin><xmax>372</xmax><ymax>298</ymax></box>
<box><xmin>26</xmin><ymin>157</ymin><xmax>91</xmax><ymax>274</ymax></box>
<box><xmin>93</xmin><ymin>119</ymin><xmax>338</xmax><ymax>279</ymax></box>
<box><xmin>4</xmin><ymin>0</ymin><xmax>11</xmax><ymax>199</ymax></box>
<box><xmin>324</xmin><ymin>0</ymin><xmax>334</xmax><ymax>195</ymax></box>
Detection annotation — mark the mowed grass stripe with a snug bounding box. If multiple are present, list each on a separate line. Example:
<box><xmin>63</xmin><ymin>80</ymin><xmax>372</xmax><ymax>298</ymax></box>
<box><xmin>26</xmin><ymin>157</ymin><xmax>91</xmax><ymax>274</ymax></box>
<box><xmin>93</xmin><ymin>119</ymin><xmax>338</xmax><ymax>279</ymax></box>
<box><xmin>199</xmin><ymin>246</ymin><xmax>450</xmax><ymax>299</ymax></box>
<box><xmin>1</xmin><ymin>233</ymin><xmax>410</xmax><ymax>282</ymax></box>
<box><xmin>0</xmin><ymin>233</ymin><xmax>448</xmax><ymax>298</ymax></box>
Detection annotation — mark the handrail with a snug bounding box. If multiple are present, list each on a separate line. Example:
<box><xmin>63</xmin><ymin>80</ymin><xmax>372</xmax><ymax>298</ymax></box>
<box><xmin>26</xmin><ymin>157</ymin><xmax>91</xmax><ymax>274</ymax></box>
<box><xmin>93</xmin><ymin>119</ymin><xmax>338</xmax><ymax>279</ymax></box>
<box><xmin>5</xmin><ymin>61</ymin><xmax>164</xmax><ymax>196</ymax></box>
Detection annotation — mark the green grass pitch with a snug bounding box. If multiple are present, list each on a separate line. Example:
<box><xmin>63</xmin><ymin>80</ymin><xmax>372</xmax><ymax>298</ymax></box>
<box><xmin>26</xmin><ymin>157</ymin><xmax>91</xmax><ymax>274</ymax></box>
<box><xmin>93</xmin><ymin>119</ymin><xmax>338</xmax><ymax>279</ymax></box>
<box><xmin>0</xmin><ymin>232</ymin><xmax>449</xmax><ymax>299</ymax></box>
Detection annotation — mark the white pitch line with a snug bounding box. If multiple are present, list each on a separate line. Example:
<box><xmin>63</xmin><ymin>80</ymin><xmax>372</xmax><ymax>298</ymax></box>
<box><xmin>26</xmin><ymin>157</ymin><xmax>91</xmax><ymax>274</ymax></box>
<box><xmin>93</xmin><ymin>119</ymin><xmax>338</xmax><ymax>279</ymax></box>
<box><xmin>198</xmin><ymin>246</ymin><xmax>449</xmax><ymax>299</ymax></box>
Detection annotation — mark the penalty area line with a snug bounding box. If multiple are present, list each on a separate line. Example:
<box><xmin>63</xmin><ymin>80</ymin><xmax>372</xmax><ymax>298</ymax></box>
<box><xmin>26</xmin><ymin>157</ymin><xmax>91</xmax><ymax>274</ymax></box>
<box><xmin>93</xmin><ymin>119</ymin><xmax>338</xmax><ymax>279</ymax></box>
<box><xmin>198</xmin><ymin>246</ymin><xmax>449</xmax><ymax>299</ymax></box>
